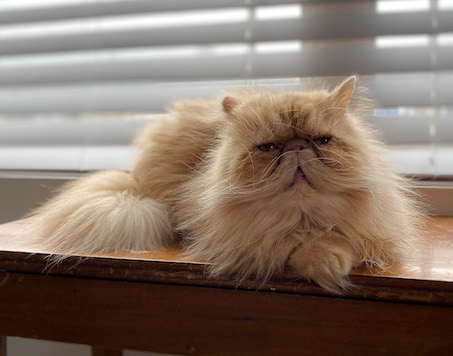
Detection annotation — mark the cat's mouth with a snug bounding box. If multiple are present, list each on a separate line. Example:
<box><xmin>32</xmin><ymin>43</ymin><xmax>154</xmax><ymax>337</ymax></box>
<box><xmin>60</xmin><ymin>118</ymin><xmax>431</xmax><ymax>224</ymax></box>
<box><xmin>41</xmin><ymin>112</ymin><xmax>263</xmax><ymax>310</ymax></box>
<box><xmin>289</xmin><ymin>165</ymin><xmax>311</xmax><ymax>188</ymax></box>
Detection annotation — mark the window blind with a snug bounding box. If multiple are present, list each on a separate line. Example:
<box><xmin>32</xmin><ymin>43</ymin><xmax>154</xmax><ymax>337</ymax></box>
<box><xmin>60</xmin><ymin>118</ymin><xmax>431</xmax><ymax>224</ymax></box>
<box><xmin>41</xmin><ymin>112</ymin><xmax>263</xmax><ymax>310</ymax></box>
<box><xmin>0</xmin><ymin>0</ymin><xmax>452</xmax><ymax>176</ymax></box>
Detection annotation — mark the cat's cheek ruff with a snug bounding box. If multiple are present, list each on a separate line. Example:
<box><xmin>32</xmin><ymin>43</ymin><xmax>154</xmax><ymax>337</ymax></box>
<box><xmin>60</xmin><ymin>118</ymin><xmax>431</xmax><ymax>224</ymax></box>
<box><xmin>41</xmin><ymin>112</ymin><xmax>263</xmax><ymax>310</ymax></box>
<box><xmin>226</xmin><ymin>150</ymin><xmax>296</xmax><ymax>200</ymax></box>
<box><xmin>299</xmin><ymin>147</ymin><xmax>363</xmax><ymax>194</ymax></box>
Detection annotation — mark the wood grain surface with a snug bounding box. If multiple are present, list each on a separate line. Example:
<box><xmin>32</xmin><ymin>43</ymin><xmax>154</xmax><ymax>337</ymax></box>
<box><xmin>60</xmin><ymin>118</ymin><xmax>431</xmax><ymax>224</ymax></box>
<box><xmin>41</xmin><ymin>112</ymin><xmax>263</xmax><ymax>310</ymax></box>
<box><xmin>0</xmin><ymin>271</ymin><xmax>452</xmax><ymax>356</ymax></box>
<box><xmin>0</xmin><ymin>218</ymin><xmax>452</xmax><ymax>355</ymax></box>
<box><xmin>0</xmin><ymin>217</ymin><xmax>452</xmax><ymax>305</ymax></box>
<box><xmin>0</xmin><ymin>336</ymin><xmax>5</xmax><ymax>356</ymax></box>
<box><xmin>1</xmin><ymin>217</ymin><xmax>453</xmax><ymax>280</ymax></box>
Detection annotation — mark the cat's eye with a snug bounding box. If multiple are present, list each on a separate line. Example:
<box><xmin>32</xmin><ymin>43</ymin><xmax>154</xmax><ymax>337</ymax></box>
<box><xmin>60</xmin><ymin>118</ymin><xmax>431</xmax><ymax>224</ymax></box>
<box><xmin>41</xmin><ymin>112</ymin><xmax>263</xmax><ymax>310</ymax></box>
<box><xmin>257</xmin><ymin>143</ymin><xmax>280</xmax><ymax>152</ymax></box>
<box><xmin>315</xmin><ymin>136</ymin><xmax>331</xmax><ymax>145</ymax></box>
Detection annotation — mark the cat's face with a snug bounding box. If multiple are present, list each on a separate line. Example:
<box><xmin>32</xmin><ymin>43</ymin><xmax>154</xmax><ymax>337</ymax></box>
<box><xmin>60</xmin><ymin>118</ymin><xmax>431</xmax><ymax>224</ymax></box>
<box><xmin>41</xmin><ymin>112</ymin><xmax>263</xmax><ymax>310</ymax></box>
<box><xmin>218</xmin><ymin>77</ymin><xmax>371</xmax><ymax>203</ymax></box>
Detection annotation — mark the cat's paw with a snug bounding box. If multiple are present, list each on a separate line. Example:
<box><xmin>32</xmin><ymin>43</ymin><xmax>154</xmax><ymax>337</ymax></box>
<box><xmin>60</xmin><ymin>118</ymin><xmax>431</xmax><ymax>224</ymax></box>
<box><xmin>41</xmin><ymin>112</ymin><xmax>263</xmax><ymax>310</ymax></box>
<box><xmin>287</xmin><ymin>232</ymin><xmax>355</xmax><ymax>293</ymax></box>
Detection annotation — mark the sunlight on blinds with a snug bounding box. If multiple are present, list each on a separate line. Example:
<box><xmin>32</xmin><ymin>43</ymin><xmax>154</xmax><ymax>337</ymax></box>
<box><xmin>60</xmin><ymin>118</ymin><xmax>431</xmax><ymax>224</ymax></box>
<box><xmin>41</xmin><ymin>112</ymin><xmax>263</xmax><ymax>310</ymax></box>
<box><xmin>0</xmin><ymin>0</ymin><xmax>452</xmax><ymax>177</ymax></box>
<box><xmin>376</xmin><ymin>0</ymin><xmax>429</xmax><ymax>13</ymax></box>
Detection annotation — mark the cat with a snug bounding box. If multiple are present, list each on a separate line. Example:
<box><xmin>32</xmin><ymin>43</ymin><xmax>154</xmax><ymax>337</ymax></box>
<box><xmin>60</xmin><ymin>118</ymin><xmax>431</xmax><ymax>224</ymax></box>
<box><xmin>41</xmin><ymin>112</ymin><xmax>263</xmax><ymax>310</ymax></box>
<box><xmin>28</xmin><ymin>77</ymin><xmax>422</xmax><ymax>292</ymax></box>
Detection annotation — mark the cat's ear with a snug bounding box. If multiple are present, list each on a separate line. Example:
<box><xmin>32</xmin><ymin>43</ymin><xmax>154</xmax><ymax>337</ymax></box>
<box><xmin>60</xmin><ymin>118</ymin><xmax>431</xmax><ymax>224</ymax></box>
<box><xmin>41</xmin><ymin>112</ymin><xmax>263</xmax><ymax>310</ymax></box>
<box><xmin>331</xmin><ymin>76</ymin><xmax>356</xmax><ymax>109</ymax></box>
<box><xmin>222</xmin><ymin>96</ymin><xmax>239</xmax><ymax>114</ymax></box>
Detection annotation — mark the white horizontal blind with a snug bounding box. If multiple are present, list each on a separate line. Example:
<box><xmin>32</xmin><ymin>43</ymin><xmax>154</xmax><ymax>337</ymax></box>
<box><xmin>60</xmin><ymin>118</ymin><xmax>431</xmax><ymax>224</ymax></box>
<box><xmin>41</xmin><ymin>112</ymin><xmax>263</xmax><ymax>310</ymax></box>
<box><xmin>0</xmin><ymin>0</ymin><xmax>452</xmax><ymax>176</ymax></box>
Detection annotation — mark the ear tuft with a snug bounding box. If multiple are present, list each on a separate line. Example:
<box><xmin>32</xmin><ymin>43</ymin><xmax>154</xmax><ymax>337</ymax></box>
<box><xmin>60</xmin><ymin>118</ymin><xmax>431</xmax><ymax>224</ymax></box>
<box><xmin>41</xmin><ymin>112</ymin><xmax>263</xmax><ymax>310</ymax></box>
<box><xmin>222</xmin><ymin>96</ymin><xmax>239</xmax><ymax>114</ymax></box>
<box><xmin>332</xmin><ymin>76</ymin><xmax>356</xmax><ymax>109</ymax></box>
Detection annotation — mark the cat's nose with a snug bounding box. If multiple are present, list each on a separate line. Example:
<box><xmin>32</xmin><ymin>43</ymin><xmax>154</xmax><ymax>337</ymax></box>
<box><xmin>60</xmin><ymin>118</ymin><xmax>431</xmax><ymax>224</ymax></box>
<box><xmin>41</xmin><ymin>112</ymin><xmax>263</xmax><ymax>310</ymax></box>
<box><xmin>284</xmin><ymin>138</ymin><xmax>307</xmax><ymax>152</ymax></box>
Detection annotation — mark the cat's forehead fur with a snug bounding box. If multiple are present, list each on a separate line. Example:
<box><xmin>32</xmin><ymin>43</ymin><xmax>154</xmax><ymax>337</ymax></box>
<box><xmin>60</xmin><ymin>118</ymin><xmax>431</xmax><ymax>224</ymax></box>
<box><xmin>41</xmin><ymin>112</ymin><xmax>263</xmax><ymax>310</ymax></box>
<box><xmin>223</xmin><ymin>88</ymin><xmax>352</xmax><ymax>144</ymax></box>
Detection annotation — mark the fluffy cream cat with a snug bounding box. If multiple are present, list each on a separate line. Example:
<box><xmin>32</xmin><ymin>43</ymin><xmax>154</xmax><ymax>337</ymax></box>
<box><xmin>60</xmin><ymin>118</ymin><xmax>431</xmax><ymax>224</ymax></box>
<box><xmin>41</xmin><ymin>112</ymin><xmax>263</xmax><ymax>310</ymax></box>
<box><xmin>29</xmin><ymin>77</ymin><xmax>422</xmax><ymax>292</ymax></box>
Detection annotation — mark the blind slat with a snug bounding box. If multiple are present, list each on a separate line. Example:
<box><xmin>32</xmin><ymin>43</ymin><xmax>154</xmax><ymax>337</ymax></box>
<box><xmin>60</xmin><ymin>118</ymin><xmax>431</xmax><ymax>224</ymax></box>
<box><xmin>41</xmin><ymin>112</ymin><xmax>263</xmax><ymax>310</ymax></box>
<box><xmin>3</xmin><ymin>45</ymin><xmax>451</xmax><ymax>85</ymax></box>
<box><xmin>1</xmin><ymin>72</ymin><xmax>451</xmax><ymax>113</ymax></box>
<box><xmin>0</xmin><ymin>0</ymin><xmax>368</xmax><ymax>25</ymax></box>
<box><xmin>2</xmin><ymin>12</ymin><xmax>453</xmax><ymax>56</ymax></box>
<box><xmin>0</xmin><ymin>0</ymin><xmax>247</xmax><ymax>25</ymax></box>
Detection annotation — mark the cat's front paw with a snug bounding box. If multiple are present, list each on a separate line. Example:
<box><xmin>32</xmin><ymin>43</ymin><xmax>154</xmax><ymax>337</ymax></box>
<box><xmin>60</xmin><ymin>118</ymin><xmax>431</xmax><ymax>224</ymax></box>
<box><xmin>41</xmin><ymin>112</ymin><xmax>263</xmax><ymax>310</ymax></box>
<box><xmin>288</xmin><ymin>231</ymin><xmax>355</xmax><ymax>293</ymax></box>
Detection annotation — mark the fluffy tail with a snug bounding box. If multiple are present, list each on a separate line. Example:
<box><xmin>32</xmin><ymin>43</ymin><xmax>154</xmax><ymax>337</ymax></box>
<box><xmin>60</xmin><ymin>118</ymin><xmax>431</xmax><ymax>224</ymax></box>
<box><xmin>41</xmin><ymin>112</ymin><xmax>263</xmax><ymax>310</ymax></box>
<box><xmin>28</xmin><ymin>171</ymin><xmax>174</xmax><ymax>255</ymax></box>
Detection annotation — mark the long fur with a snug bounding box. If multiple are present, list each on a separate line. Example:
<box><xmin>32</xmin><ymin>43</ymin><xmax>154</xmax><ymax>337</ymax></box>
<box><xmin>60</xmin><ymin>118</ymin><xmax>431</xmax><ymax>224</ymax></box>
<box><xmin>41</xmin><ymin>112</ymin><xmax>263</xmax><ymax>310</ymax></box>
<box><xmin>28</xmin><ymin>77</ymin><xmax>423</xmax><ymax>292</ymax></box>
<box><xmin>29</xmin><ymin>171</ymin><xmax>173</xmax><ymax>255</ymax></box>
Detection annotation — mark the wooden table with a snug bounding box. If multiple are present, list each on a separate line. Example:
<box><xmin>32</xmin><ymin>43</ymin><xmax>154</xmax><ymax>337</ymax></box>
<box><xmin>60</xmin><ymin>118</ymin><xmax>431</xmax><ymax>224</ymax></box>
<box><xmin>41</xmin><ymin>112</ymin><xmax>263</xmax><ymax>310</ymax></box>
<box><xmin>0</xmin><ymin>218</ymin><xmax>452</xmax><ymax>355</ymax></box>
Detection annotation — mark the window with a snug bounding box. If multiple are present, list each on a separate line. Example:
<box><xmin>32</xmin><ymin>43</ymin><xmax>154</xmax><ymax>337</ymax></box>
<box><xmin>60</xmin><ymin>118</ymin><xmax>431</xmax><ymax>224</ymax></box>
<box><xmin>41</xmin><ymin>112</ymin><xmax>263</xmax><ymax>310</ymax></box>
<box><xmin>0</xmin><ymin>0</ymin><xmax>452</xmax><ymax>216</ymax></box>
